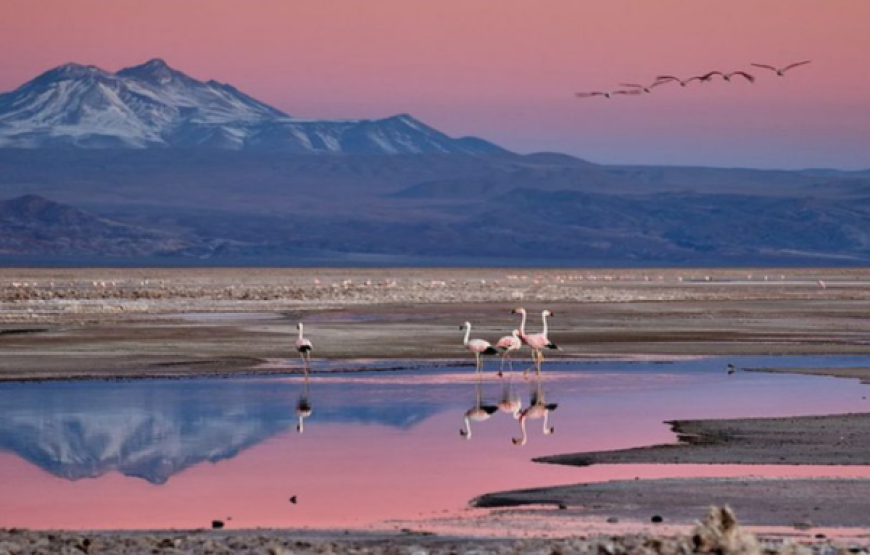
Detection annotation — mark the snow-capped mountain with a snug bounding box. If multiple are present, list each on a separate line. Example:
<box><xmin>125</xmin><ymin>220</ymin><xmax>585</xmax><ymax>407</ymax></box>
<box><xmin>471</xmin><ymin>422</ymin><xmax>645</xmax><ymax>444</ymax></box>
<box><xmin>0</xmin><ymin>59</ymin><xmax>505</xmax><ymax>153</ymax></box>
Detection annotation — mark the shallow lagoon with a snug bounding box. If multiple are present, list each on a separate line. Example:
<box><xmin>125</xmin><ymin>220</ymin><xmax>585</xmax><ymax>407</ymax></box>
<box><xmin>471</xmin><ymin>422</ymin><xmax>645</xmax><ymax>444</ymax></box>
<box><xmin>1</xmin><ymin>355</ymin><xmax>869</xmax><ymax>530</ymax></box>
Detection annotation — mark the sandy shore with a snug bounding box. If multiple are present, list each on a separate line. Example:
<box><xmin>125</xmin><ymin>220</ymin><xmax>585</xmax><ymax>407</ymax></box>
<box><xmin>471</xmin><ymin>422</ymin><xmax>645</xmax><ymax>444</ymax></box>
<box><xmin>0</xmin><ymin>506</ymin><xmax>847</xmax><ymax>554</ymax></box>
<box><xmin>744</xmin><ymin>366</ymin><xmax>870</xmax><ymax>385</ymax></box>
<box><xmin>3</xmin><ymin>267</ymin><xmax>870</xmax><ymax>381</ymax></box>
<box><xmin>474</xmin><ymin>478</ymin><xmax>870</xmax><ymax>529</ymax></box>
<box><xmin>536</xmin><ymin>412</ymin><xmax>870</xmax><ymax>466</ymax></box>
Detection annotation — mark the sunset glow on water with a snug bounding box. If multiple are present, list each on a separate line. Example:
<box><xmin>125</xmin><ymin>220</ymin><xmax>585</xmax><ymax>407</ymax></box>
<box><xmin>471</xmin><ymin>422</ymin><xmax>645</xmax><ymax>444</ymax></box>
<box><xmin>1</xmin><ymin>356</ymin><xmax>869</xmax><ymax>530</ymax></box>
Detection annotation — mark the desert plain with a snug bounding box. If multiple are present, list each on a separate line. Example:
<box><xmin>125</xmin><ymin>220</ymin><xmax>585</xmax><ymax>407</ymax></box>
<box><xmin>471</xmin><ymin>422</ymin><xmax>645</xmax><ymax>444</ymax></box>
<box><xmin>3</xmin><ymin>266</ymin><xmax>870</xmax><ymax>554</ymax></box>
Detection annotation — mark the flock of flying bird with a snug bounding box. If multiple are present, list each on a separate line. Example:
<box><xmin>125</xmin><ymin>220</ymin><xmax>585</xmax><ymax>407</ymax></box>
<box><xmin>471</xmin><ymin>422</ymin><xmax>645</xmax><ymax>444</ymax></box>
<box><xmin>575</xmin><ymin>60</ymin><xmax>811</xmax><ymax>99</ymax></box>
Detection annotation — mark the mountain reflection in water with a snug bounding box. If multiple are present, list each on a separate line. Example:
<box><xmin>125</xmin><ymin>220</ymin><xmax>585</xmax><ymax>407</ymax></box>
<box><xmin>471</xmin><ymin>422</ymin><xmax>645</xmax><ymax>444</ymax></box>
<box><xmin>0</xmin><ymin>376</ymin><xmax>443</xmax><ymax>484</ymax></box>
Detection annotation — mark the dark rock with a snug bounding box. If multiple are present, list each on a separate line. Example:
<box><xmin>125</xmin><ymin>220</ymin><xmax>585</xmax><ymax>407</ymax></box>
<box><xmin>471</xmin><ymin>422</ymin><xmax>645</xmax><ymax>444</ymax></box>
<box><xmin>651</xmin><ymin>515</ymin><xmax>664</xmax><ymax>524</ymax></box>
<box><xmin>289</xmin><ymin>496</ymin><xmax>297</xmax><ymax>504</ymax></box>
<box><xmin>606</xmin><ymin>517</ymin><xmax>619</xmax><ymax>524</ymax></box>
<box><xmin>211</xmin><ymin>520</ymin><xmax>224</xmax><ymax>529</ymax></box>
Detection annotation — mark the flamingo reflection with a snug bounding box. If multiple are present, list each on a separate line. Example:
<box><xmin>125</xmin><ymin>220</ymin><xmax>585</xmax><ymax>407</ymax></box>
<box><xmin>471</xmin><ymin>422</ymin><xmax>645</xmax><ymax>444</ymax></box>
<box><xmin>512</xmin><ymin>377</ymin><xmax>558</xmax><ymax>446</ymax></box>
<box><xmin>296</xmin><ymin>375</ymin><xmax>313</xmax><ymax>433</ymax></box>
<box><xmin>497</xmin><ymin>374</ymin><xmax>522</xmax><ymax>420</ymax></box>
<box><xmin>460</xmin><ymin>375</ymin><xmax>498</xmax><ymax>440</ymax></box>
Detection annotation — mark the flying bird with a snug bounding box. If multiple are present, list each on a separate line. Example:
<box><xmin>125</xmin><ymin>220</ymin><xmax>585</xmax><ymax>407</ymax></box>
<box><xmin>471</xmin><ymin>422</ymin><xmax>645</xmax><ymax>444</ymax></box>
<box><xmin>723</xmin><ymin>71</ymin><xmax>756</xmax><ymax>83</ymax></box>
<box><xmin>654</xmin><ymin>75</ymin><xmax>704</xmax><ymax>88</ymax></box>
<box><xmin>695</xmin><ymin>71</ymin><xmax>755</xmax><ymax>84</ymax></box>
<box><xmin>751</xmin><ymin>61</ymin><xmax>811</xmax><ymax>76</ymax></box>
<box><xmin>619</xmin><ymin>80</ymin><xmax>669</xmax><ymax>94</ymax></box>
<box><xmin>575</xmin><ymin>89</ymin><xmax>641</xmax><ymax>99</ymax></box>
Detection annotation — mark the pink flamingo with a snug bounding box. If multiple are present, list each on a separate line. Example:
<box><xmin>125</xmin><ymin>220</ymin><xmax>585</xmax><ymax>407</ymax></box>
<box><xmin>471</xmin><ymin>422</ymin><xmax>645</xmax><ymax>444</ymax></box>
<box><xmin>512</xmin><ymin>379</ymin><xmax>558</xmax><ymax>446</ymax></box>
<box><xmin>460</xmin><ymin>321</ymin><xmax>498</xmax><ymax>373</ymax></box>
<box><xmin>296</xmin><ymin>322</ymin><xmax>313</xmax><ymax>373</ymax></box>
<box><xmin>460</xmin><ymin>376</ymin><xmax>498</xmax><ymax>439</ymax></box>
<box><xmin>494</xmin><ymin>329</ymin><xmax>523</xmax><ymax>375</ymax></box>
<box><xmin>517</xmin><ymin>310</ymin><xmax>559</xmax><ymax>375</ymax></box>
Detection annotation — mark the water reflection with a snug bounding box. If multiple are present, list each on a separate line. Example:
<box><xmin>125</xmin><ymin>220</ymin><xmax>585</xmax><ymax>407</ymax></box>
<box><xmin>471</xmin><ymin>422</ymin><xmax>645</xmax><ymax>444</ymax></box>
<box><xmin>458</xmin><ymin>373</ymin><xmax>561</xmax><ymax>444</ymax></box>
<box><xmin>0</xmin><ymin>374</ymin><xmax>445</xmax><ymax>484</ymax></box>
<box><xmin>459</xmin><ymin>376</ymin><xmax>498</xmax><ymax>439</ymax></box>
<box><xmin>0</xmin><ymin>381</ymin><xmax>296</xmax><ymax>484</ymax></box>
<box><xmin>512</xmin><ymin>377</ymin><xmax>559</xmax><ymax>446</ymax></box>
<box><xmin>296</xmin><ymin>376</ymin><xmax>313</xmax><ymax>433</ymax></box>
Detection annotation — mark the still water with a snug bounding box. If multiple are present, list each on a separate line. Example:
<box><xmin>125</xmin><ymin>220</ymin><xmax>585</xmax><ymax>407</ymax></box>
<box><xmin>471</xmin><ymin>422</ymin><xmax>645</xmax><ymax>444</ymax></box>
<box><xmin>1</xmin><ymin>356</ymin><xmax>869</xmax><ymax>530</ymax></box>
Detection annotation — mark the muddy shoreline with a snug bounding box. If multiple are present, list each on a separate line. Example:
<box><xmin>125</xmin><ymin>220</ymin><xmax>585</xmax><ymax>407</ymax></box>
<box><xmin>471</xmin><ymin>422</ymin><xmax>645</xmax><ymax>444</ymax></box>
<box><xmin>4</xmin><ymin>268</ymin><xmax>870</xmax><ymax>382</ymax></box>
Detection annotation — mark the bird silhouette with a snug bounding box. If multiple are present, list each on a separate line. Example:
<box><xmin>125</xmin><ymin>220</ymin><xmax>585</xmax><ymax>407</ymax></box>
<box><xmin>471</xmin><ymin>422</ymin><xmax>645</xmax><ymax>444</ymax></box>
<box><xmin>575</xmin><ymin>89</ymin><xmax>641</xmax><ymax>99</ymax></box>
<box><xmin>619</xmin><ymin>80</ymin><xmax>669</xmax><ymax>94</ymax></box>
<box><xmin>751</xmin><ymin>61</ymin><xmax>811</xmax><ymax>76</ymax></box>
<box><xmin>696</xmin><ymin>71</ymin><xmax>755</xmax><ymax>83</ymax></box>
<box><xmin>654</xmin><ymin>75</ymin><xmax>705</xmax><ymax>88</ymax></box>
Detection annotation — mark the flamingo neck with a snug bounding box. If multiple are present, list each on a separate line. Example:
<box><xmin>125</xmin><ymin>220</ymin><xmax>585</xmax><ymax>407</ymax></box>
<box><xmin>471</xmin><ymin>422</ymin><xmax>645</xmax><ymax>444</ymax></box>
<box><xmin>297</xmin><ymin>415</ymin><xmax>305</xmax><ymax>433</ymax></box>
<box><xmin>518</xmin><ymin>311</ymin><xmax>527</xmax><ymax>336</ymax></box>
<box><xmin>463</xmin><ymin>324</ymin><xmax>471</xmax><ymax>346</ymax></box>
<box><xmin>462</xmin><ymin>416</ymin><xmax>472</xmax><ymax>439</ymax></box>
<box><xmin>541</xmin><ymin>312</ymin><xmax>549</xmax><ymax>337</ymax></box>
<box><xmin>297</xmin><ymin>324</ymin><xmax>304</xmax><ymax>341</ymax></box>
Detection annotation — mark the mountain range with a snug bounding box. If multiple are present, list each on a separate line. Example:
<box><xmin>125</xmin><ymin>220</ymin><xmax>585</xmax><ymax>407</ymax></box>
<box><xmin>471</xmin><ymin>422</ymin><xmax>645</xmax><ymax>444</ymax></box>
<box><xmin>0</xmin><ymin>59</ymin><xmax>502</xmax><ymax>154</ymax></box>
<box><xmin>1</xmin><ymin>60</ymin><xmax>869</xmax><ymax>265</ymax></box>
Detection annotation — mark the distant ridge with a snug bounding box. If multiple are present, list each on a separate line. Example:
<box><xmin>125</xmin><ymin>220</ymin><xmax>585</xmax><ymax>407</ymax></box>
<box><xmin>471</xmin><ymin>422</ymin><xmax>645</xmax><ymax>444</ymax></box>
<box><xmin>0</xmin><ymin>59</ymin><xmax>506</xmax><ymax>154</ymax></box>
<box><xmin>0</xmin><ymin>194</ymin><xmax>192</xmax><ymax>257</ymax></box>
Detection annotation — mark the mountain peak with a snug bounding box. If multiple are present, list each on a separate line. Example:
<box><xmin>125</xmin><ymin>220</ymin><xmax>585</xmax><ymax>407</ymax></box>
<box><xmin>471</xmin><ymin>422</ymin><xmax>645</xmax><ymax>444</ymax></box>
<box><xmin>117</xmin><ymin>58</ymin><xmax>186</xmax><ymax>85</ymax></box>
<box><xmin>35</xmin><ymin>62</ymin><xmax>107</xmax><ymax>82</ymax></box>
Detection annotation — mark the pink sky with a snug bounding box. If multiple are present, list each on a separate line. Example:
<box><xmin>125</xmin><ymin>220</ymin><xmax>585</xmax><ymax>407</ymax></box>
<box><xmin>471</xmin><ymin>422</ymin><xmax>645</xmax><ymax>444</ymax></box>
<box><xmin>1</xmin><ymin>0</ymin><xmax>869</xmax><ymax>169</ymax></box>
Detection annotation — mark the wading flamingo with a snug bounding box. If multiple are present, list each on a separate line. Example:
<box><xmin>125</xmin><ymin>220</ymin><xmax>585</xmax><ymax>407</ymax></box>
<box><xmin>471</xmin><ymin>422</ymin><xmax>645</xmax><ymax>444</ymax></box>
<box><xmin>520</xmin><ymin>310</ymin><xmax>560</xmax><ymax>375</ymax></box>
<box><xmin>495</xmin><ymin>329</ymin><xmax>523</xmax><ymax>375</ymax></box>
<box><xmin>460</xmin><ymin>321</ymin><xmax>498</xmax><ymax>373</ymax></box>
<box><xmin>512</xmin><ymin>378</ymin><xmax>558</xmax><ymax>446</ymax></box>
<box><xmin>296</xmin><ymin>322</ymin><xmax>313</xmax><ymax>373</ymax></box>
<box><xmin>460</xmin><ymin>376</ymin><xmax>498</xmax><ymax>439</ymax></box>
